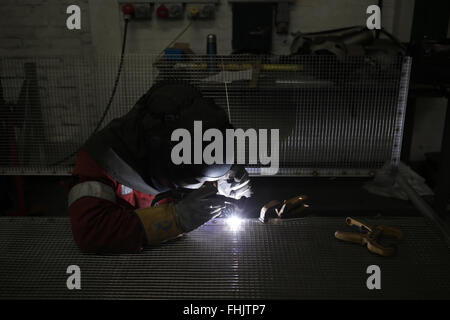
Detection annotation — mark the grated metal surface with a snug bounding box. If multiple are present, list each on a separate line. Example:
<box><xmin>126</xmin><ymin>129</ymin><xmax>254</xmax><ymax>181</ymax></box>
<box><xmin>0</xmin><ymin>55</ymin><xmax>410</xmax><ymax>176</ymax></box>
<box><xmin>0</xmin><ymin>216</ymin><xmax>449</xmax><ymax>299</ymax></box>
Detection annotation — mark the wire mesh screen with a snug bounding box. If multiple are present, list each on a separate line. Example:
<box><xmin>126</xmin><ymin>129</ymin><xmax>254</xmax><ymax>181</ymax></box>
<box><xmin>1</xmin><ymin>217</ymin><xmax>450</xmax><ymax>299</ymax></box>
<box><xmin>0</xmin><ymin>54</ymin><xmax>410</xmax><ymax>176</ymax></box>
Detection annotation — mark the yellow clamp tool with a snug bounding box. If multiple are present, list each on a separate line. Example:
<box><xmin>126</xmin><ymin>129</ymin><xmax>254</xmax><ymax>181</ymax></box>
<box><xmin>335</xmin><ymin>217</ymin><xmax>403</xmax><ymax>257</ymax></box>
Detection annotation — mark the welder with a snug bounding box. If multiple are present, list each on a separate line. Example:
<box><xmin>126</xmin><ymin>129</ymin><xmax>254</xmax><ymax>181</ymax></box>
<box><xmin>67</xmin><ymin>81</ymin><xmax>251</xmax><ymax>253</ymax></box>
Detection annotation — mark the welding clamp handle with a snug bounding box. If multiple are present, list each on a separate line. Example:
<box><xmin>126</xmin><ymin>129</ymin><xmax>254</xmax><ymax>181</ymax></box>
<box><xmin>335</xmin><ymin>229</ymin><xmax>399</xmax><ymax>257</ymax></box>
<box><xmin>377</xmin><ymin>225</ymin><xmax>404</xmax><ymax>240</ymax></box>
<box><xmin>345</xmin><ymin>217</ymin><xmax>372</xmax><ymax>232</ymax></box>
<box><xmin>366</xmin><ymin>240</ymin><xmax>397</xmax><ymax>257</ymax></box>
<box><xmin>334</xmin><ymin>231</ymin><xmax>365</xmax><ymax>245</ymax></box>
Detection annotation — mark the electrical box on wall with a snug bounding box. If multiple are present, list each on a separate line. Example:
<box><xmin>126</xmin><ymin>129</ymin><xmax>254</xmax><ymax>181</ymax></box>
<box><xmin>119</xmin><ymin>2</ymin><xmax>153</xmax><ymax>20</ymax></box>
<box><xmin>156</xmin><ymin>3</ymin><xmax>183</xmax><ymax>19</ymax></box>
<box><xmin>187</xmin><ymin>4</ymin><xmax>216</xmax><ymax>19</ymax></box>
<box><xmin>119</xmin><ymin>0</ymin><xmax>218</xmax><ymax>20</ymax></box>
<box><xmin>134</xmin><ymin>3</ymin><xmax>152</xmax><ymax>19</ymax></box>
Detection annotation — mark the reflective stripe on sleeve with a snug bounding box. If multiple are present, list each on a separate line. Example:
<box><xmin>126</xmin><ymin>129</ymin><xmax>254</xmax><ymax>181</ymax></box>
<box><xmin>68</xmin><ymin>181</ymin><xmax>117</xmax><ymax>207</ymax></box>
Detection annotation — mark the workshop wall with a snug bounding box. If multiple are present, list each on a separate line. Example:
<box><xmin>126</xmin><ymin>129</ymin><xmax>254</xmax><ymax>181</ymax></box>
<box><xmin>410</xmin><ymin>97</ymin><xmax>448</xmax><ymax>162</ymax></box>
<box><xmin>0</xmin><ymin>0</ymin><xmax>416</xmax><ymax>64</ymax></box>
<box><xmin>89</xmin><ymin>0</ymin><xmax>412</xmax><ymax>55</ymax></box>
<box><xmin>4</xmin><ymin>0</ymin><xmax>438</xmax><ymax>169</ymax></box>
<box><xmin>0</xmin><ymin>0</ymin><xmax>95</xmax><ymax>151</ymax></box>
<box><xmin>408</xmin><ymin>22</ymin><xmax>450</xmax><ymax>162</ymax></box>
<box><xmin>0</xmin><ymin>0</ymin><xmax>93</xmax><ymax>55</ymax></box>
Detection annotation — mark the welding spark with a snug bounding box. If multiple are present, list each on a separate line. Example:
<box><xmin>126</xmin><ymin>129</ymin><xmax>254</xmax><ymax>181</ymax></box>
<box><xmin>226</xmin><ymin>216</ymin><xmax>243</xmax><ymax>232</ymax></box>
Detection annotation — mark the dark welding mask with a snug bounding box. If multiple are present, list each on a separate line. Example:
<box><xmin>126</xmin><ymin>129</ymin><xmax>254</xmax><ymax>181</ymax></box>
<box><xmin>83</xmin><ymin>81</ymin><xmax>233</xmax><ymax>195</ymax></box>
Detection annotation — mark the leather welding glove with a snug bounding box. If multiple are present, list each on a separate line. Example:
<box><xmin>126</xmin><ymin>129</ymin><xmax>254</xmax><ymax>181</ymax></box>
<box><xmin>217</xmin><ymin>165</ymin><xmax>252</xmax><ymax>200</ymax></box>
<box><xmin>174</xmin><ymin>183</ymin><xmax>226</xmax><ymax>232</ymax></box>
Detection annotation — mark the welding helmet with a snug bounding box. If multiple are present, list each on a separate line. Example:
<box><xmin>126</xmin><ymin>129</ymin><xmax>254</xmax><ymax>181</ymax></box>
<box><xmin>139</xmin><ymin>82</ymin><xmax>233</xmax><ymax>189</ymax></box>
<box><xmin>83</xmin><ymin>81</ymin><xmax>233</xmax><ymax>194</ymax></box>
<box><xmin>168</xmin><ymin>163</ymin><xmax>232</xmax><ymax>189</ymax></box>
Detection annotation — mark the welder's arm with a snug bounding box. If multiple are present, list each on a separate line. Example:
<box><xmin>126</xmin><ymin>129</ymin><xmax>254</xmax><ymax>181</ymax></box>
<box><xmin>69</xmin><ymin>196</ymin><xmax>149</xmax><ymax>253</ymax></box>
<box><xmin>70</xmin><ymin>196</ymin><xmax>185</xmax><ymax>253</ymax></box>
<box><xmin>135</xmin><ymin>202</ymin><xmax>184</xmax><ymax>245</ymax></box>
<box><xmin>173</xmin><ymin>183</ymin><xmax>227</xmax><ymax>232</ymax></box>
<box><xmin>69</xmin><ymin>184</ymin><xmax>225</xmax><ymax>253</ymax></box>
<box><xmin>137</xmin><ymin>184</ymin><xmax>226</xmax><ymax>244</ymax></box>
<box><xmin>136</xmin><ymin>186</ymin><xmax>225</xmax><ymax>244</ymax></box>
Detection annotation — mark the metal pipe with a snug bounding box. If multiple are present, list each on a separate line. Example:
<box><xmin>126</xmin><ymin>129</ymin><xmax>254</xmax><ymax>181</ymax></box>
<box><xmin>396</xmin><ymin>174</ymin><xmax>450</xmax><ymax>247</ymax></box>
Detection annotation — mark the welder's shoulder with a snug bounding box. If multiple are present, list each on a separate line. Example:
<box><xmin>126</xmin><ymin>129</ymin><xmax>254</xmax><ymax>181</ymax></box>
<box><xmin>72</xmin><ymin>149</ymin><xmax>117</xmax><ymax>188</ymax></box>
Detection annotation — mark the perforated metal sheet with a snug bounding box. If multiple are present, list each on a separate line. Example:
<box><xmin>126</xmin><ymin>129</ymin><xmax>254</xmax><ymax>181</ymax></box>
<box><xmin>0</xmin><ymin>55</ymin><xmax>410</xmax><ymax>176</ymax></box>
<box><xmin>1</xmin><ymin>216</ymin><xmax>449</xmax><ymax>299</ymax></box>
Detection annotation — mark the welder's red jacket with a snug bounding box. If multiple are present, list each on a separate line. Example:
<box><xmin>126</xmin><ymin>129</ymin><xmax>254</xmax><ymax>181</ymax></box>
<box><xmin>68</xmin><ymin>150</ymin><xmax>184</xmax><ymax>254</ymax></box>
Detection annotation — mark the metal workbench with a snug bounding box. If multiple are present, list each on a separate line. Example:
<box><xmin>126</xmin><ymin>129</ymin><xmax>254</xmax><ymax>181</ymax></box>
<box><xmin>1</xmin><ymin>216</ymin><xmax>449</xmax><ymax>299</ymax></box>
